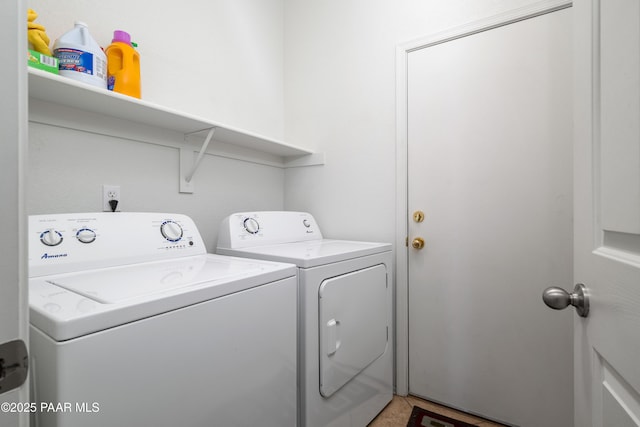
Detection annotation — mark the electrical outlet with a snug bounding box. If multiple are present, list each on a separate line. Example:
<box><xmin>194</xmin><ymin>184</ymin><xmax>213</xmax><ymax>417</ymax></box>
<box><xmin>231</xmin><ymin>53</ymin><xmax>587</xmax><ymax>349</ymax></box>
<box><xmin>102</xmin><ymin>185</ymin><xmax>121</xmax><ymax>212</ymax></box>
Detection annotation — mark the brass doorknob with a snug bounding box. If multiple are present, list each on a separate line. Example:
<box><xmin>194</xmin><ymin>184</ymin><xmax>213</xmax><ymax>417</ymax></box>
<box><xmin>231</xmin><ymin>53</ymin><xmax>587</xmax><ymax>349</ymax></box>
<box><xmin>411</xmin><ymin>237</ymin><xmax>425</xmax><ymax>250</ymax></box>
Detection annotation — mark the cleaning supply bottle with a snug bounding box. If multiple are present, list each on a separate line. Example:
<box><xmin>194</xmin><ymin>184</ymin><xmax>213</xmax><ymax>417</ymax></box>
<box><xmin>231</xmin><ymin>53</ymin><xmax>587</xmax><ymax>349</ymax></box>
<box><xmin>105</xmin><ymin>30</ymin><xmax>141</xmax><ymax>98</ymax></box>
<box><xmin>53</xmin><ymin>21</ymin><xmax>107</xmax><ymax>89</ymax></box>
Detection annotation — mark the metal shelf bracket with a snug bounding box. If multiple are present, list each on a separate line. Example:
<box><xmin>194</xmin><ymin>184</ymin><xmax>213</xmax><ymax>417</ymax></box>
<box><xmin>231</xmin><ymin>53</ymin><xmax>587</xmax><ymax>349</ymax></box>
<box><xmin>179</xmin><ymin>127</ymin><xmax>216</xmax><ymax>193</ymax></box>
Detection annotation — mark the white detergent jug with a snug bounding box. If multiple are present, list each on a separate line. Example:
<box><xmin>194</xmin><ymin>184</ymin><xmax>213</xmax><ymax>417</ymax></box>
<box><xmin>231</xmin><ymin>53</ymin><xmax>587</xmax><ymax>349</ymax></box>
<box><xmin>53</xmin><ymin>21</ymin><xmax>107</xmax><ymax>89</ymax></box>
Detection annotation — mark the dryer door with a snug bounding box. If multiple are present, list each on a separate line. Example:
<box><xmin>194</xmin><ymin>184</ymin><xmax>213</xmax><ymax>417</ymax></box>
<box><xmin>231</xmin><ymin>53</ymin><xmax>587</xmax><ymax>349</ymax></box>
<box><xmin>318</xmin><ymin>264</ymin><xmax>388</xmax><ymax>398</ymax></box>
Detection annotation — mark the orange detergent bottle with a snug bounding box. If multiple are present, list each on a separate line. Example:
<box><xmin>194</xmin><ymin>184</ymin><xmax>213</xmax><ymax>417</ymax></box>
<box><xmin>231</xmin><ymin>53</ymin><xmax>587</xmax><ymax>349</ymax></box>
<box><xmin>105</xmin><ymin>30</ymin><xmax>141</xmax><ymax>98</ymax></box>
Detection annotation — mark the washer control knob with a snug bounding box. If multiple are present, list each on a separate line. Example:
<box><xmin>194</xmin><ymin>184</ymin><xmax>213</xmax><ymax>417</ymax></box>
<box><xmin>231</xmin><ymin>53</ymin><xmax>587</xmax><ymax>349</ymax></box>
<box><xmin>76</xmin><ymin>228</ymin><xmax>97</xmax><ymax>244</ymax></box>
<box><xmin>40</xmin><ymin>229</ymin><xmax>63</xmax><ymax>247</ymax></box>
<box><xmin>303</xmin><ymin>219</ymin><xmax>311</xmax><ymax>228</ymax></box>
<box><xmin>161</xmin><ymin>220</ymin><xmax>183</xmax><ymax>242</ymax></box>
<box><xmin>243</xmin><ymin>218</ymin><xmax>260</xmax><ymax>234</ymax></box>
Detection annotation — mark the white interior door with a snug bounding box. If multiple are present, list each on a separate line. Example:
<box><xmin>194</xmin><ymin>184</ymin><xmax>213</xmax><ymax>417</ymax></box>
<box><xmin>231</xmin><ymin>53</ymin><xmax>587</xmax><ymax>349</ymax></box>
<box><xmin>574</xmin><ymin>0</ymin><xmax>640</xmax><ymax>425</ymax></box>
<box><xmin>0</xmin><ymin>0</ymin><xmax>29</xmax><ymax>426</ymax></box>
<box><xmin>407</xmin><ymin>8</ymin><xmax>573</xmax><ymax>427</ymax></box>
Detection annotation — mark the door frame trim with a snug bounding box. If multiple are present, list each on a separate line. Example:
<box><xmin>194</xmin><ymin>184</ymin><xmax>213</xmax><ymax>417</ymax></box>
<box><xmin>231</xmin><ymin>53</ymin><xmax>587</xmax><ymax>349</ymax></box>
<box><xmin>394</xmin><ymin>0</ymin><xmax>572</xmax><ymax>395</ymax></box>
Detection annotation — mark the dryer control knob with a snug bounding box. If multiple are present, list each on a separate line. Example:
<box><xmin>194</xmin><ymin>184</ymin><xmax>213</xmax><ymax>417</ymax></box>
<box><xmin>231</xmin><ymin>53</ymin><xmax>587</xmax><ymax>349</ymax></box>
<box><xmin>40</xmin><ymin>229</ymin><xmax>63</xmax><ymax>247</ymax></box>
<box><xmin>161</xmin><ymin>220</ymin><xmax>183</xmax><ymax>242</ymax></box>
<box><xmin>76</xmin><ymin>228</ymin><xmax>97</xmax><ymax>244</ymax></box>
<box><xmin>243</xmin><ymin>218</ymin><xmax>260</xmax><ymax>234</ymax></box>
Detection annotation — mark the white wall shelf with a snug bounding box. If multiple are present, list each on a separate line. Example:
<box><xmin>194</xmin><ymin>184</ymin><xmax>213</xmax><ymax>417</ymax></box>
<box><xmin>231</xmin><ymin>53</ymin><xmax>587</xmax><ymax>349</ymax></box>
<box><xmin>28</xmin><ymin>68</ymin><xmax>323</xmax><ymax>192</ymax></box>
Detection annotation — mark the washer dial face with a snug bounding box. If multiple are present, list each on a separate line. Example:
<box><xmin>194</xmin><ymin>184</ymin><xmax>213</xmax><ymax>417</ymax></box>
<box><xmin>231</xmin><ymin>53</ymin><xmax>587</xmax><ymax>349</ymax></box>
<box><xmin>76</xmin><ymin>228</ymin><xmax>97</xmax><ymax>244</ymax></box>
<box><xmin>161</xmin><ymin>220</ymin><xmax>183</xmax><ymax>242</ymax></box>
<box><xmin>40</xmin><ymin>229</ymin><xmax>63</xmax><ymax>247</ymax></box>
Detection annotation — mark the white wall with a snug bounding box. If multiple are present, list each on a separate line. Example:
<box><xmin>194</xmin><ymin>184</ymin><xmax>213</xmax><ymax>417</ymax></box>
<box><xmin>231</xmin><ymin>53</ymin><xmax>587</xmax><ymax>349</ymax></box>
<box><xmin>28</xmin><ymin>123</ymin><xmax>284</xmax><ymax>251</ymax></box>
<box><xmin>283</xmin><ymin>0</ymin><xmax>551</xmax><ymax>242</ymax></box>
<box><xmin>29</xmin><ymin>0</ymin><xmax>284</xmax><ymax>139</ymax></box>
<box><xmin>27</xmin><ymin>0</ymin><xmax>285</xmax><ymax>248</ymax></box>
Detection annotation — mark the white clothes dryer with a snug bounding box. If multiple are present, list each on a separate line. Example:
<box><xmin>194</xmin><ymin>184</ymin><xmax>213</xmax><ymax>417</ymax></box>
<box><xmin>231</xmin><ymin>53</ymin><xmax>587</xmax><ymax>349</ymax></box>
<box><xmin>29</xmin><ymin>212</ymin><xmax>297</xmax><ymax>427</ymax></box>
<box><xmin>217</xmin><ymin>211</ymin><xmax>393</xmax><ymax>427</ymax></box>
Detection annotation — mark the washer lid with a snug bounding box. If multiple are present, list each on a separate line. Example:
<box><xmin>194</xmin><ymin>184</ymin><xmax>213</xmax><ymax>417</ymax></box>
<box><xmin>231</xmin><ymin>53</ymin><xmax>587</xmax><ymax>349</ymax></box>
<box><xmin>29</xmin><ymin>254</ymin><xmax>296</xmax><ymax>341</ymax></box>
<box><xmin>45</xmin><ymin>255</ymin><xmax>262</xmax><ymax>304</ymax></box>
<box><xmin>218</xmin><ymin>239</ymin><xmax>391</xmax><ymax>268</ymax></box>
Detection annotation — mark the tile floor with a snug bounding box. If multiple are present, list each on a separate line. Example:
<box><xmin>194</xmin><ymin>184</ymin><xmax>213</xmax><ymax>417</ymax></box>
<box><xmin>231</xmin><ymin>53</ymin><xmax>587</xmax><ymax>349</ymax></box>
<box><xmin>368</xmin><ymin>395</ymin><xmax>507</xmax><ymax>427</ymax></box>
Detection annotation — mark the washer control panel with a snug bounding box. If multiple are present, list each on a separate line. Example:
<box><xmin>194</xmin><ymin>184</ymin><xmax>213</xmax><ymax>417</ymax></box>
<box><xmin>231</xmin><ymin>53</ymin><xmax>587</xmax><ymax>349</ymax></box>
<box><xmin>29</xmin><ymin>212</ymin><xmax>206</xmax><ymax>277</ymax></box>
<box><xmin>217</xmin><ymin>211</ymin><xmax>322</xmax><ymax>249</ymax></box>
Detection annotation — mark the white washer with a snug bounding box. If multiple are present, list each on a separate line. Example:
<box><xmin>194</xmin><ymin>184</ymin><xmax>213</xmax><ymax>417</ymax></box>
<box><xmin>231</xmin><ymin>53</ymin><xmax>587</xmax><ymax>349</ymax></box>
<box><xmin>217</xmin><ymin>211</ymin><xmax>393</xmax><ymax>427</ymax></box>
<box><xmin>29</xmin><ymin>212</ymin><xmax>297</xmax><ymax>427</ymax></box>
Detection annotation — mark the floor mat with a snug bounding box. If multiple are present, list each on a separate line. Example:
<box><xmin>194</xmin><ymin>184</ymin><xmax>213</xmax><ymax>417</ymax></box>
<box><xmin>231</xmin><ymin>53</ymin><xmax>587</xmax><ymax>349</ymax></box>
<box><xmin>406</xmin><ymin>405</ymin><xmax>477</xmax><ymax>427</ymax></box>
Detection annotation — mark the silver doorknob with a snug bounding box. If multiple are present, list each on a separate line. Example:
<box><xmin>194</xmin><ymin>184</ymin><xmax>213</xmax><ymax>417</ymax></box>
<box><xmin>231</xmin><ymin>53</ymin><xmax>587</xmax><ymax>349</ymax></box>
<box><xmin>542</xmin><ymin>283</ymin><xmax>589</xmax><ymax>318</ymax></box>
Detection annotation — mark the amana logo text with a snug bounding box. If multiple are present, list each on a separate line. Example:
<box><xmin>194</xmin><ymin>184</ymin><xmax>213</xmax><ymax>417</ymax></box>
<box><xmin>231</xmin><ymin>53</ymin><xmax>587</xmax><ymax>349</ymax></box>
<box><xmin>41</xmin><ymin>253</ymin><xmax>68</xmax><ymax>259</ymax></box>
